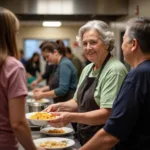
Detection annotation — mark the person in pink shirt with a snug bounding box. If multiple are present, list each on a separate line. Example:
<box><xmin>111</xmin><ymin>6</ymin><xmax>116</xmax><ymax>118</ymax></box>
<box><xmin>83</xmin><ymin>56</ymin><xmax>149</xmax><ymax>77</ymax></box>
<box><xmin>0</xmin><ymin>7</ymin><xmax>44</xmax><ymax>150</ymax></box>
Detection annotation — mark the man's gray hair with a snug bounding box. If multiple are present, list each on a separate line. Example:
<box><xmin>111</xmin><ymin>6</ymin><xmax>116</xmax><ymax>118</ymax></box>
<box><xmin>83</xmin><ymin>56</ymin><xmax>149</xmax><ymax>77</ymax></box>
<box><xmin>76</xmin><ymin>20</ymin><xmax>114</xmax><ymax>51</ymax></box>
<box><xmin>125</xmin><ymin>17</ymin><xmax>150</xmax><ymax>53</ymax></box>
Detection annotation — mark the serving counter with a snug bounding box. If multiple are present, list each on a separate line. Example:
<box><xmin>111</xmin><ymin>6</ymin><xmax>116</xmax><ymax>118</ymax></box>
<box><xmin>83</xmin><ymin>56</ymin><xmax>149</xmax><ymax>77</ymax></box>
<box><xmin>19</xmin><ymin>124</ymin><xmax>81</xmax><ymax>150</ymax></box>
<box><xmin>19</xmin><ymin>92</ymin><xmax>81</xmax><ymax>150</ymax></box>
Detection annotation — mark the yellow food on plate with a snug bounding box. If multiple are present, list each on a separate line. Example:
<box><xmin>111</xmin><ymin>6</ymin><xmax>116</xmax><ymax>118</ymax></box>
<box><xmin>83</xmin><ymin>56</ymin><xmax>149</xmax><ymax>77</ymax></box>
<box><xmin>39</xmin><ymin>141</ymin><xmax>67</xmax><ymax>148</ymax></box>
<box><xmin>48</xmin><ymin>129</ymin><xmax>65</xmax><ymax>134</ymax></box>
<box><xmin>30</xmin><ymin>99</ymin><xmax>44</xmax><ymax>103</ymax></box>
<box><xmin>36</xmin><ymin>99</ymin><xmax>44</xmax><ymax>102</ymax></box>
<box><xmin>30</xmin><ymin>112</ymin><xmax>56</xmax><ymax>120</ymax></box>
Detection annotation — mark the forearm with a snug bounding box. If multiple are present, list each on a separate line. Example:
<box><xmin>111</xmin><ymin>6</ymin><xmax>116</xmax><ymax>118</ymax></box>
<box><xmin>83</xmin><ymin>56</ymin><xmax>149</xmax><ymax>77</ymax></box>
<box><xmin>36</xmin><ymin>76</ymin><xmax>43</xmax><ymax>83</ymax></box>
<box><xmin>80</xmin><ymin>129</ymin><xmax>119</xmax><ymax>150</ymax></box>
<box><xmin>57</xmin><ymin>99</ymin><xmax>78</xmax><ymax>112</ymax></box>
<box><xmin>71</xmin><ymin>108</ymin><xmax>111</xmax><ymax>125</ymax></box>
<box><xmin>9</xmin><ymin>97</ymin><xmax>37</xmax><ymax>150</ymax></box>
<box><xmin>12</xmin><ymin>119</ymin><xmax>36</xmax><ymax>150</ymax></box>
<box><xmin>41</xmin><ymin>86</ymin><xmax>50</xmax><ymax>92</ymax></box>
<box><xmin>40</xmin><ymin>90</ymin><xmax>56</xmax><ymax>98</ymax></box>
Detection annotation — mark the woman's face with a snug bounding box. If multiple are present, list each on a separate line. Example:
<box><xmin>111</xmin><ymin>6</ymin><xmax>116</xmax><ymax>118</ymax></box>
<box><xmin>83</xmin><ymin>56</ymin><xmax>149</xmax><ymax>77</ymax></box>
<box><xmin>33</xmin><ymin>55</ymin><xmax>39</xmax><ymax>62</ymax></box>
<box><xmin>44</xmin><ymin>51</ymin><xmax>57</xmax><ymax>64</ymax></box>
<box><xmin>82</xmin><ymin>29</ymin><xmax>108</xmax><ymax>64</ymax></box>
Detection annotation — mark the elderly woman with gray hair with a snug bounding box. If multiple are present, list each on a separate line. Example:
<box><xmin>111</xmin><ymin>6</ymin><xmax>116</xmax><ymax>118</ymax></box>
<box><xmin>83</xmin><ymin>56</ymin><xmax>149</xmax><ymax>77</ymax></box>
<box><xmin>44</xmin><ymin>20</ymin><xmax>127</xmax><ymax>145</ymax></box>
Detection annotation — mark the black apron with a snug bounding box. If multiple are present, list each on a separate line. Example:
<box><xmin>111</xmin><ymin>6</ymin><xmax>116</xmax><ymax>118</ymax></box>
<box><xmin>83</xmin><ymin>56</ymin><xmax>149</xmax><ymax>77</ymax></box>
<box><xmin>77</xmin><ymin>53</ymin><xmax>111</xmax><ymax>145</ymax></box>
<box><xmin>49</xmin><ymin>57</ymin><xmax>75</xmax><ymax>103</ymax></box>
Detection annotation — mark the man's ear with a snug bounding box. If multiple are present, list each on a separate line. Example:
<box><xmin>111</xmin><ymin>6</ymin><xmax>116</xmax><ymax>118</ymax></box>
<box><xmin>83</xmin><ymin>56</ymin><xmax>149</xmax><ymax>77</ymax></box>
<box><xmin>131</xmin><ymin>39</ymin><xmax>138</xmax><ymax>52</ymax></box>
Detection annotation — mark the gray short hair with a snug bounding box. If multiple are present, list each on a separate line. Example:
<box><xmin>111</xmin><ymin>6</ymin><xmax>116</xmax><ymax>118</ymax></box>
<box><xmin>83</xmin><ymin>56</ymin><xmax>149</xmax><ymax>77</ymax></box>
<box><xmin>126</xmin><ymin>17</ymin><xmax>150</xmax><ymax>54</ymax></box>
<box><xmin>76</xmin><ymin>20</ymin><xmax>114</xmax><ymax>51</ymax></box>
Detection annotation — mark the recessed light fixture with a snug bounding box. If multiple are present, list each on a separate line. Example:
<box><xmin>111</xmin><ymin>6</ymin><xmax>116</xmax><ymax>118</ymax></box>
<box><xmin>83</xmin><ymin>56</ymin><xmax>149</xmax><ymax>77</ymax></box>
<box><xmin>42</xmin><ymin>21</ymin><xmax>62</xmax><ymax>27</ymax></box>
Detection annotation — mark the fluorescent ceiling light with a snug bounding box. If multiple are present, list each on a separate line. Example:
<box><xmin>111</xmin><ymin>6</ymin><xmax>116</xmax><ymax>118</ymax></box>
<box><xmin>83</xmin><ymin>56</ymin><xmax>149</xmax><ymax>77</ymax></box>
<box><xmin>42</xmin><ymin>21</ymin><xmax>62</xmax><ymax>27</ymax></box>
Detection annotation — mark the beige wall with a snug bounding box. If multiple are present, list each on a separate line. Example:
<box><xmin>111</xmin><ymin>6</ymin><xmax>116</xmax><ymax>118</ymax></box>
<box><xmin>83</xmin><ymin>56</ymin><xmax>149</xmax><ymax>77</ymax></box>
<box><xmin>17</xmin><ymin>24</ymin><xmax>120</xmax><ymax>61</ymax></box>
<box><xmin>17</xmin><ymin>26</ymin><xmax>80</xmax><ymax>49</ymax></box>
<box><xmin>17</xmin><ymin>25</ymin><xmax>84</xmax><ymax>72</ymax></box>
<box><xmin>128</xmin><ymin>0</ymin><xmax>150</xmax><ymax>16</ymax></box>
<box><xmin>110</xmin><ymin>0</ymin><xmax>150</xmax><ymax>62</ymax></box>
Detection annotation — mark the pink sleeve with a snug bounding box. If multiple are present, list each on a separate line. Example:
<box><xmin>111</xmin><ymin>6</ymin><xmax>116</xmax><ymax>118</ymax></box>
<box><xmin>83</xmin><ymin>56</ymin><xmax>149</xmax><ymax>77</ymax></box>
<box><xmin>8</xmin><ymin>67</ymin><xmax>28</xmax><ymax>100</ymax></box>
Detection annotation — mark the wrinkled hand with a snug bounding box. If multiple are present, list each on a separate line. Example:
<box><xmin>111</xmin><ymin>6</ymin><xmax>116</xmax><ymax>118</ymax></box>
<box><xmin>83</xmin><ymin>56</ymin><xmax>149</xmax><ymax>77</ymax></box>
<box><xmin>48</xmin><ymin>112</ymin><xmax>72</xmax><ymax>128</ymax></box>
<box><xmin>43</xmin><ymin>103</ymin><xmax>61</xmax><ymax>112</ymax></box>
<box><xmin>34</xmin><ymin>91</ymin><xmax>43</xmax><ymax>100</ymax></box>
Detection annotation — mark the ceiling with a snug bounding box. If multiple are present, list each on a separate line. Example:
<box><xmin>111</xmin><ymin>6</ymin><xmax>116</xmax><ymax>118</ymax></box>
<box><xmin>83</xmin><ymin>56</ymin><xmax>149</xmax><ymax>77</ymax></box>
<box><xmin>20</xmin><ymin>20</ymin><xmax>86</xmax><ymax>27</ymax></box>
<box><xmin>19</xmin><ymin>14</ymin><xmax>123</xmax><ymax>27</ymax></box>
<box><xmin>0</xmin><ymin>0</ymin><xmax>129</xmax><ymax>27</ymax></box>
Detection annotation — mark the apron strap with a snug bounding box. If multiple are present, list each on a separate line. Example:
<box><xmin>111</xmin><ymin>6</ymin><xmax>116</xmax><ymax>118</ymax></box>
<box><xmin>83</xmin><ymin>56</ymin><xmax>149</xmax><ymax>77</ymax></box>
<box><xmin>95</xmin><ymin>53</ymin><xmax>111</xmax><ymax>88</ymax></box>
<box><xmin>85</xmin><ymin>53</ymin><xmax>111</xmax><ymax>88</ymax></box>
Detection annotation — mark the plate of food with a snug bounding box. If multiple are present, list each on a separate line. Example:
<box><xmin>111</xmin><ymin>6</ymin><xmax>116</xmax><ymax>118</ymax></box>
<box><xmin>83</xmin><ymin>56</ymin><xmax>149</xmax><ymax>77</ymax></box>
<box><xmin>33</xmin><ymin>137</ymin><xmax>75</xmax><ymax>150</ymax></box>
<box><xmin>26</xmin><ymin>98</ymin><xmax>50</xmax><ymax>104</ymax></box>
<box><xmin>40</xmin><ymin>127</ymin><xmax>74</xmax><ymax>136</ymax></box>
<box><xmin>27</xmin><ymin>120</ymin><xmax>41</xmax><ymax>129</ymax></box>
<box><xmin>26</xmin><ymin>112</ymin><xmax>57</xmax><ymax>126</ymax></box>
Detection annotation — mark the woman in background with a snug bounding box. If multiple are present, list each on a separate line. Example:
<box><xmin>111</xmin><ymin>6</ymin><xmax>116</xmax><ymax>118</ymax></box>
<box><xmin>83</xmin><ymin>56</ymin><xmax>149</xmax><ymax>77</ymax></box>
<box><xmin>56</xmin><ymin>39</ymin><xmax>66</xmax><ymax>51</ymax></box>
<box><xmin>25</xmin><ymin>52</ymin><xmax>41</xmax><ymax>83</ymax></box>
<box><xmin>0</xmin><ymin>7</ymin><xmax>44</xmax><ymax>150</ymax></box>
<box><xmin>34</xmin><ymin>42</ymin><xmax>77</xmax><ymax>103</ymax></box>
<box><xmin>66</xmin><ymin>46</ymin><xmax>83</xmax><ymax>80</ymax></box>
<box><xmin>31</xmin><ymin>41</ymin><xmax>57</xmax><ymax>86</ymax></box>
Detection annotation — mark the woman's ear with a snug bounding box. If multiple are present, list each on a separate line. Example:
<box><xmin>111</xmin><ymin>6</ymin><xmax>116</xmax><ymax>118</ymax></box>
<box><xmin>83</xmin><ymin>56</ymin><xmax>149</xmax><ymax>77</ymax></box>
<box><xmin>53</xmin><ymin>49</ymin><xmax>58</xmax><ymax>55</ymax></box>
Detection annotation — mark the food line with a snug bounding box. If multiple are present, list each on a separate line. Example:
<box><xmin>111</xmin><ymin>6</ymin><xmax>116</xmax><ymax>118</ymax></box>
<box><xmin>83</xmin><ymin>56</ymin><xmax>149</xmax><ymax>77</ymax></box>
<box><xmin>18</xmin><ymin>91</ymin><xmax>81</xmax><ymax>150</ymax></box>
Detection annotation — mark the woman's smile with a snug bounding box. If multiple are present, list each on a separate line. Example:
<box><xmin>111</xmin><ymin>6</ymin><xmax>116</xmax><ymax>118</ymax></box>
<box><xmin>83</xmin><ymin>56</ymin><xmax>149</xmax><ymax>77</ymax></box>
<box><xmin>86</xmin><ymin>51</ymin><xmax>96</xmax><ymax>56</ymax></box>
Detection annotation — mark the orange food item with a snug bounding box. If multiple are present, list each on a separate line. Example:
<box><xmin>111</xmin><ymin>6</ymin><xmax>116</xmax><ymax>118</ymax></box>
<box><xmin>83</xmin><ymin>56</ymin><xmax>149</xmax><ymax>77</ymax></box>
<box><xmin>39</xmin><ymin>141</ymin><xmax>67</xmax><ymax>148</ymax></box>
<box><xmin>48</xmin><ymin>129</ymin><xmax>65</xmax><ymax>134</ymax></box>
<box><xmin>30</xmin><ymin>112</ymin><xmax>56</xmax><ymax>120</ymax></box>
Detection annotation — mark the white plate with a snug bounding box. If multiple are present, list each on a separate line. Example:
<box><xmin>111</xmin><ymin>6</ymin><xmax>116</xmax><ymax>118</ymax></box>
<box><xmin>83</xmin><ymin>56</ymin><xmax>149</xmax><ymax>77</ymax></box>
<box><xmin>26</xmin><ymin>112</ymin><xmax>57</xmax><ymax>126</ymax></box>
<box><xmin>28</xmin><ymin>91</ymin><xmax>33</xmax><ymax>96</ymax></box>
<box><xmin>27</xmin><ymin>120</ymin><xmax>41</xmax><ymax>128</ymax></box>
<box><xmin>26</xmin><ymin>98</ymin><xmax>50</xmax><ymax>104</ymax></box>
<box><xmin>34</xmin><ymin>137</ymin><xmax>75</xmax><ymax>150</ymax></box>
<box><xmin>40</xmin><ymin>127</ymin><xmax>73</xmax><ymax>136</ymax></box>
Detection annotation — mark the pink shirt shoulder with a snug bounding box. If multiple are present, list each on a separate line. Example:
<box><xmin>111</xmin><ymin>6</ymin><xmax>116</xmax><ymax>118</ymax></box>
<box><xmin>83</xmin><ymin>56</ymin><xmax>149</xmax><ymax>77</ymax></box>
<box><xmin>0</xmin><ymin>56</ymin><xmax>27</xmax><ymax>149</ymax></box>
<box><xmin>0</xmin><ymin>56</ymin><xmax>28</xmax><ymax>99</ymax></box>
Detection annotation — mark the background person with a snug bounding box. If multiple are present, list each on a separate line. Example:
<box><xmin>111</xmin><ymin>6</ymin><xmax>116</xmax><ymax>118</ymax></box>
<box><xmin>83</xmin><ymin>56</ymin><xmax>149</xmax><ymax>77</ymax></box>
<box><xmin>31</xmin><ymin>41</ymin><xmax>57</xmax><ymax>87</ymax></box>
<box><xmin>19</xmin><ymin>49</ymin><xmax>27</xmax><ymax>66</ymax></box>
<box><xmin>66</xmin><ymin>46</ymin><xmax>83</xmax><ymax>80</ymax></box>
<box><xmin>56</xmin><ymin>39</ymin><xmax>66</xmax><ymax>51</ymax></box>
<box><xmin>0</xmin><ymin>7</ymin><xmax>44</xmax><ymax>150</ymax></box>
<box><xmin>25</xmin><ymin>52</ymin><xmax>41</xmax><ymax>84</ymax></box>
<box><xmin>33</xmin><ymin>42</ymin><xmax>77</xmax><ymax>103</ymax></box>
<box><xmin>79</xmin><ymin>17</ymin><xmax>150</xmax><ymax>150</ymax></box>
<box><xmin>44</xmin><ymin>20</ymin><xmax>127</xmax><ymax>145</ymax></box>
